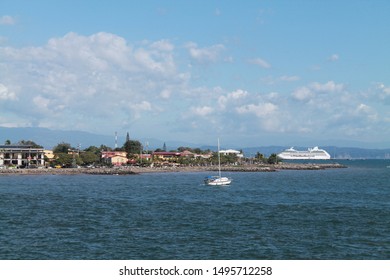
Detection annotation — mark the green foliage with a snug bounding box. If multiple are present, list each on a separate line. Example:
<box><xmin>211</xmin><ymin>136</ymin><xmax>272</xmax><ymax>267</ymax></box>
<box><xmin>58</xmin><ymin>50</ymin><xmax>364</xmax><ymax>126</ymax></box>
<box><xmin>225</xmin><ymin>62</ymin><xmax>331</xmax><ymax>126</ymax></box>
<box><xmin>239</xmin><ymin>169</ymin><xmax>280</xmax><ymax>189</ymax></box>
<box><xmin>256</xmin><ymin>152</ymin><xmax>264</xmax><ymax>160</ymax></box>
<box><xmin>80</xmin><ymin>151</ymin><xmax>99</xmax><ymax>165</ymax></box>
<box><xmin>193</xmin><ymin>148</ymin><xmax>203</xmax><ymax>154</ymax></box>
<box><xmin>123</xmin><ymin>140</ymin><xmax>142</xmax><ymax>157</ymax></box>
<box><xmin>52</xmin><ymin>153</ymin><xmax>74</xmax><ymax>167</ymax></box>
<box><xmin>84</xmin><ymin>145</ymin><xmax>100</xmax><ymax>154</ymax></box>
<box><xmin>99</xmin><ymin>145</ymin><xmax>112</xmax><ymax>152</ymax></box>
<box><xmin>53</xmin><ymin>142</ymin><xmax>72</xmax><ymax>154</ymax></box>
<box><xmin>210</xmin><ymin>152</ymin><xmax>237</xmax><ymax>165</ymax></box>
<box><xmin>16</xmin><ymin>140</ymin><xmax>43</xmax><ymax>148</ymax></box>
<box><xmin>177</xmin><ymin>146</ymin><xmax>191</xmax><ymax>152</ymax></box>
<box><xmin>267</xmin><ymin>153</ymin><xmax>279</xmax><ymax>164</ymax></box>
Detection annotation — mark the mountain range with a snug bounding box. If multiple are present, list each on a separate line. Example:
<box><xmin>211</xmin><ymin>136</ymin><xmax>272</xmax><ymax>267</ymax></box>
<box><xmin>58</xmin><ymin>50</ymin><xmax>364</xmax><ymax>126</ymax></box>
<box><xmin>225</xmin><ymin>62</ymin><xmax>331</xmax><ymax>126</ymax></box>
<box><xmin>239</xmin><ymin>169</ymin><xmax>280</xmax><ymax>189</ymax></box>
<box><xmin>1</xmin><ymin>127</ymin><xmax>389</xmax><ymax>159</ymax></box>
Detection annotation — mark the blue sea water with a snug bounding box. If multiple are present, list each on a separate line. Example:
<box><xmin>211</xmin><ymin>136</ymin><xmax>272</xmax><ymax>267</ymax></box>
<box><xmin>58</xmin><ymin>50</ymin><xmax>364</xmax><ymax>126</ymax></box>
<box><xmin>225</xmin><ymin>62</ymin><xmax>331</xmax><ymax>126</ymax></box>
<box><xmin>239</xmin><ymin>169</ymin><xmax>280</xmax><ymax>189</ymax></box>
<box><xmin>0</xmin><ymin>160</ymin><xmax>389</xmax><ymax>260</ymax></box>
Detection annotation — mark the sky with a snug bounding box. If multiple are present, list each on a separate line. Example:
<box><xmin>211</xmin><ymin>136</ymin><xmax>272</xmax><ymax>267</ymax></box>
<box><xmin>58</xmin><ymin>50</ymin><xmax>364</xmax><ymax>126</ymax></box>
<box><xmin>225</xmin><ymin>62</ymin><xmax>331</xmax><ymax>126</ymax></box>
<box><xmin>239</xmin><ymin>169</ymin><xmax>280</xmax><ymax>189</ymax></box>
<box><xmin>1</xmin><ymin>0</ymin><xmax>390</xmax><ymax>148</ymax></box>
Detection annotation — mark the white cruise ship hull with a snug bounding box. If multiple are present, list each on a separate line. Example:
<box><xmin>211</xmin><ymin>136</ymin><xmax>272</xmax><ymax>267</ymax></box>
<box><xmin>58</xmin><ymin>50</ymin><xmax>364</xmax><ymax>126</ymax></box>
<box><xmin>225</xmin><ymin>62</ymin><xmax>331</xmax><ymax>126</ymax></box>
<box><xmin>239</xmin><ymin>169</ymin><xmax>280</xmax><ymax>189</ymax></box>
<box><xmin>277</xmin><ymin>147</ymin><xmax>331</xmax><ymax>160</ymax></box>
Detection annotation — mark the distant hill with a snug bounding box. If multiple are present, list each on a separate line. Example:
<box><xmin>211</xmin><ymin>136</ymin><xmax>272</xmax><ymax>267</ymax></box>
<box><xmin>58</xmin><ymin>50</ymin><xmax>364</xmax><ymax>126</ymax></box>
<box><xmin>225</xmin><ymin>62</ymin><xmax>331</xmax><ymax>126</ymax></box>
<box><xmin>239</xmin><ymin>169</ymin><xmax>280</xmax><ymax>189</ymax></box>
<box><xmin>1</xmin><ymin>127</ymin><xmax>389</xmax><ymax>158</ymax></box>
<box><xmin>0</xmin><ymin>127</ymin><xmax>204</xmax><ymax>151</ymax></box>
<box><xmin>0</xmin><ymin>127</ymin><xmax>114</xmax><ymax>149</ymax></box>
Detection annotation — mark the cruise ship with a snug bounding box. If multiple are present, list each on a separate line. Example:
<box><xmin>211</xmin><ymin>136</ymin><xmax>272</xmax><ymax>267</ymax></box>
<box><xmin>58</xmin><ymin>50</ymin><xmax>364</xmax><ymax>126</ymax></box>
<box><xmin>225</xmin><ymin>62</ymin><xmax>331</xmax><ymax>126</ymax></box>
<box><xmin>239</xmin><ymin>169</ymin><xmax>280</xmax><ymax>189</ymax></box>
<box><xmin>277</xmin><ymin>146</ymin><xmax>331</xmax><ymax>160</ymax></box>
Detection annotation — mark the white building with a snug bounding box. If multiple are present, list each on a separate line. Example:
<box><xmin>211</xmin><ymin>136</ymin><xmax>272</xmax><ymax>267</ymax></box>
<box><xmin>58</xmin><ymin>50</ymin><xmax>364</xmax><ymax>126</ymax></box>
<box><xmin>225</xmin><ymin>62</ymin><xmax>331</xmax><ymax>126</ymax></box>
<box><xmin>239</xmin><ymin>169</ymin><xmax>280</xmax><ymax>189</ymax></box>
<box><xmin>0</xmin><ymin>145</ymin><xmax>45</xmax><ymax>168</ymax></box>
<box><xmin>219</xmin><ymin>149</ymin><xmax>244</xmax><ymax>158</ymax></box>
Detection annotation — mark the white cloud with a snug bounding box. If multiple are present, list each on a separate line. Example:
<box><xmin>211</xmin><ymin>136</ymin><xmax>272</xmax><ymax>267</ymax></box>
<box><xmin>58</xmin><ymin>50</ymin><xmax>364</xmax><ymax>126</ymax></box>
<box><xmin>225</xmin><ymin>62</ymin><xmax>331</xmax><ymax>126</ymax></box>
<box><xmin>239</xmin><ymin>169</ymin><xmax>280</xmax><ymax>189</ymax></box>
<box><xmin>310</xmin><ymin>81</ymin><xmax>344</xmax><ymax>93</ymax></box>
<box><xmin>0</xmin><ymin>15</ymin><xmax>16</xmax><ymax>25</ymax></box>
<box><xmin>186</xmin><ymin>42</ymin><xmax>225</xmax><ymax>63</ymax></box>
<box><xmin>218</xmin><ymin>89</ymin><xmax>248</xmax><ymax>109</ymax></box>
<box><xmin>235</xmin><ymin>102</ymin><xmax>283</xmax><ymax>132</ymax></box>
<box><xmin>150</xmin><ymin>39</ymin><xmax>174</xmax><ymax>52</ymax></box>
<box><xmin>191</xmin><ymin>106</ymin><xmax>213</xmax><ymax>117</ymax></box>
<box><xmin>377</xmin><ymin>83</ymin><xmax>390</xmax><ymax>103</ymax></box>
<box><xmin>1</xmin><ymin>31</ymin><xmax>389</xmax><ymax>146</ymax></box>
<box><xmin>248</xmin><ymin>57</ymin><xmax>271</xmax><ymax>68</ymax></box>
<box><xmin>280</xmin><ymin>75</ymin><xmax>300</xmax><ymax>82</ymax></box>
<box><xmin>328</xmin><ymin>54</ymin><xmax>339</xmax><ymax>62</ymax></box>
<box><xmin>292</xmin><ymin>81</ymin><xmax>344</xmax><ymax>101</ymax></box>
<box><xmin>354</xmin><ymin>103</ymin><xmax>378</xmax><ymax>121</ymax></box>
<box><xmin>0</xmin><ymin>32</ymin><xmax>188</xmax><ymax>132</ymax></box>
<box><xmin>0</xmin><ymin>83</ymin><xmax>17</xmax><ymax>100</ymax></box>
<box><xmin>292</xmin><ymin>86</ymin><xmax>314</xmax><ymax>101</ymax></box>
<box><xmin>236</xmin><ymin>102</ymin><xmax>277</xmax><ymax>118</ymax></box>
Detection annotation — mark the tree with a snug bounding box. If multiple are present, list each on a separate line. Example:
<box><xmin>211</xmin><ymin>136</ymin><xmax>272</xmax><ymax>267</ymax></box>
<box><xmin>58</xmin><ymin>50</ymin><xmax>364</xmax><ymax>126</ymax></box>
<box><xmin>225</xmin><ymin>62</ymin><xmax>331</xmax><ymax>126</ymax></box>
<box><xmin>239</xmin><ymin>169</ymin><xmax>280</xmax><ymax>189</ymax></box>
<box><xmin>178</xmin><ymin>146</ymin><xmax>192</xmax><ymax>152</ymax></box>
<box><xmin>52</xmin><ymin>153</ymin><xmax>74</xmax><ymax>167</ymax></box>
<box><xmin>99</xmin><ymin>144</ymin><xmax>112</xmax><ymax>152</ymax></box>
<box><xmin>4</xmin><ymin>139</ymin><xmax>11</xmax><ymax>145</ymax></box>
<box><xmin>80</xmin><ymin>151</ymin><xmax>99</xmax><ymax>165</ymax></box>
<box><xmin>53</xmin><ymin>142</ymin><xmax>72</xmax><ymax>154</ymax></box>
<box><xmin>163</xmin><ymin>142</ymin><xmax>167</xmax><ymax>152</ymax></box>
<box><xmin>193</xmin><ymin>148</ymin><xmax>202</xmax><ymax>154</ymax></box>
<box><xmin>267</xmin><ymin>153</ymin><xmax>279</xmax><ymax>164</ymax></box>
<box><xmin>123</xmin><ymin>140</ymin><xmax>142</xmax><ymax>157</ymax></box>
<box><xmin>84</xmin><ymin>146</ymin><xmax>101</xmax><ymax>155</ymax></box>
<box><xmin>18</xmin><ymin>140</ymin><xmax>43</xmax><ymax>148</ymax></box>
<box><xmin>255</xmin><ymin>152</ymin><xmax>266</xmax><ymax>163</ymax></box>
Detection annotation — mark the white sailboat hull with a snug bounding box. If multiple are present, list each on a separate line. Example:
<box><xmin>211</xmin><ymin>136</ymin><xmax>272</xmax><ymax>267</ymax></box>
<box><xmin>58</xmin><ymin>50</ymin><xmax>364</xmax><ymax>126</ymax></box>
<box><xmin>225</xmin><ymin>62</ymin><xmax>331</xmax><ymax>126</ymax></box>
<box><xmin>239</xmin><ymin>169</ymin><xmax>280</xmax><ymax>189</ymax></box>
<box><xmin>204</xmin><ymin>138</ymin><xmax>232</xmax><ymax>186</ymax></box>
<box><xmin>204</xmin><ymin>176</ymin><xmax>232</xmax><ymax>186</ymax></box>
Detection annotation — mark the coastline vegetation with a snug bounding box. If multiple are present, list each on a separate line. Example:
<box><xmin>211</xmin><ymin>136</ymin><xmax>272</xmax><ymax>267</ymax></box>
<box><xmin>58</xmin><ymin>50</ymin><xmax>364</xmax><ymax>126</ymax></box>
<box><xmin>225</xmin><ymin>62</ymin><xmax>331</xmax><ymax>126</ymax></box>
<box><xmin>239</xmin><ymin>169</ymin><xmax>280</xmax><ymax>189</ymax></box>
<box><xmin>3</xmin><ymin>138</ymin><xmax>280</xmax><ymax>169</ymax></box>
<box><xmin>1</xmin><ymin>138</ymin><xmax>346</xmax><ymax>174</ymax></box>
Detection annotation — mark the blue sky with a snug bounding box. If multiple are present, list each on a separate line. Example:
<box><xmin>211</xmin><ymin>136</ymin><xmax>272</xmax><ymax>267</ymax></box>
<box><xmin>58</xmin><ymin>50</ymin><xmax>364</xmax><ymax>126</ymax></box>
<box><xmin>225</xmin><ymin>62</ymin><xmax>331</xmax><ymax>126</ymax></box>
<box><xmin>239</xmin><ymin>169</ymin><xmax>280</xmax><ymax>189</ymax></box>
<box><xmin>1</xmin><ymin>0</ymin><xmax>389</xmax><ymax>148</ymax></box>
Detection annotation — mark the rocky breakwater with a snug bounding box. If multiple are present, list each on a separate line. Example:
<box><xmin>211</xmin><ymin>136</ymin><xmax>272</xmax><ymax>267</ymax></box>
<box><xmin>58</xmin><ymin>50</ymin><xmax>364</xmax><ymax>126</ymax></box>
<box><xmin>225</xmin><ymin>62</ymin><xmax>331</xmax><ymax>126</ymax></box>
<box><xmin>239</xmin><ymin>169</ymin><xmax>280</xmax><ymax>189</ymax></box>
<box><xmin>209</xmin><ymin>165</ymin><xmax>276</xmax><ymax>172</ymax></box>
<box><xmin>0</xmin><ymin>162</ymin><xmax>346</xmax><ymax>176</ymax></box>
<box><xmin>275</xmin><ymin>162</ymin><xmax>346</xmax><ymax>170</ymax></box>
<box><xmin>207</xmin><ymin>162</ymin><xmax>346</xmax><ymax>172</ymax></box>
<box><xmin>0</xmin><ymin>167</ymin><xmax>138</xmax><ymax>176</ymax></box>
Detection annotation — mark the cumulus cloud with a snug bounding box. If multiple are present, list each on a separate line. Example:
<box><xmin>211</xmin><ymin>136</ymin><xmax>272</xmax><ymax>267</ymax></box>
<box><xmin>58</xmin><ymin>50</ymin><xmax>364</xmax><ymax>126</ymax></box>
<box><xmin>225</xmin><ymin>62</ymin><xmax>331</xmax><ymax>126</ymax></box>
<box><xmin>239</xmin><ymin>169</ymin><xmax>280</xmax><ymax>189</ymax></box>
<box><xmin>248</xmin><ymin>57</ymin><xmax>271</xmax><ymax>68</ymax></box>
<box><xmin>235</xmin><ymin>102</ymin><xmax>283</xmax><ymax>132</ymax></box>
<box><xmin>292</xmin><ymin>81</ymin><xmax>344</xmax><ymax>101</ymax></box>
<box><xmin>292</xmin><ymin>86</ymin><xmax>314</xmax><ymax>101</ymax></box>
<box><xmin>0</xmin><ymin>15</ymin><xmax>16</xmax><ymax>25</ymax></box>
<box><xmin>354</xmin><ymin>103</ymin><xmax>378</xmax><ymax>121</ymax></box>
<box><xmin>310</xmin><ymin>81</ymin><xmax>344</xmax><ymax>93</ymax></box>
<box><xmin>218</xmin><ymin>89</ymin><xmax>248</xmax><ymax>109</ymax></box>
<box><xmin>377</xmin><ymin>83</ymin><xmax>390</xmax><ymax>103</ymax></box>
<box><xmin>185</xmin><ymin>42</ymin><xmax>225</xmax><ymax>63</ymax></box>
<box><xmin>0</xmin><ymin>83</ymin><xmax>17</xmax><ymax>100</ymax></box>
<box><xmin>280</xmin><ymin>75</ymin><xmax>300</xmax><ymax>82</ymax></box>
<box><xmin>236</xmin><ymin>102</ymin><xmax>277</xmax><ymax>118</ymax></box>
<box><xmin>0</xmin><ymin>32</ymin><xmax>188</xmax><ymax>131</ymax></box>
<box><xmin>191</xmin><ymin>106</ymin><xmax>213</xmax><ymax>117</ymax></box>
<box><xmin>328</xmin><ymin>54</ymin><xmax>339</xmax><ymax>62</ymax></box>
<box><xmin>1</xmin><ymin>31</ymin><xmax>388</xmax><ymax>145</ymax></box>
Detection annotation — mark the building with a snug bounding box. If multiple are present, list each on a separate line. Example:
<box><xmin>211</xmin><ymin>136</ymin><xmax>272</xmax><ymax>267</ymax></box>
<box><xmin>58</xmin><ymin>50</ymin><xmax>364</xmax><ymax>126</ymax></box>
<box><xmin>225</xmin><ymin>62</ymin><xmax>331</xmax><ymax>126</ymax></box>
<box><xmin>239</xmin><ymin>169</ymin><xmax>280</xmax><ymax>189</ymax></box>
<box><xmin>152</xmin><ymin>151</ymin><xmax>182</xmax><ymax>162</ymax></box>
<box><xmin>219</xmin><ymin>149</ymin><xmax>244</xmax><ymax>158</ymax></box>
<box><xmin>101</xmin><ymin>151</ymin><xmax>128</xmax><ymax>166</ymax></box>
<box><xmin>0</xmin><ymin>145</ymin><xmax>45</xmax><ymax>168</ymax></box>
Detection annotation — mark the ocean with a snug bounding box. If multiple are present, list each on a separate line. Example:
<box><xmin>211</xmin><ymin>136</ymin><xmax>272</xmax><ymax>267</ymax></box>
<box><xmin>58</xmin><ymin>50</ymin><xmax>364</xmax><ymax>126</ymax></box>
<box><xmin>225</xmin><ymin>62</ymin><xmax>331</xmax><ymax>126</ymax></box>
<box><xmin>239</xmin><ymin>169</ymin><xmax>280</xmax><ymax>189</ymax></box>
<box><xmin>0</xmin><ymin>160</ymin><xmax>389</xmax><ymax>260</ymax></box>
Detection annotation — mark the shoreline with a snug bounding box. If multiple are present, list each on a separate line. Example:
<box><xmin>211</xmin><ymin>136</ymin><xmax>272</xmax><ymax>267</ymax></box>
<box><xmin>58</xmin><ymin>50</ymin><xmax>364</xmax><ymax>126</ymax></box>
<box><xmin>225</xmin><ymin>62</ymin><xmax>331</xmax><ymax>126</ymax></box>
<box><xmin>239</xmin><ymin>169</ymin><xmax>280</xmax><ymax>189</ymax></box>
<box><xmin>0</xmin><ymin>162</ymin><xmax>346</xmax><ymax>176</ymax></box>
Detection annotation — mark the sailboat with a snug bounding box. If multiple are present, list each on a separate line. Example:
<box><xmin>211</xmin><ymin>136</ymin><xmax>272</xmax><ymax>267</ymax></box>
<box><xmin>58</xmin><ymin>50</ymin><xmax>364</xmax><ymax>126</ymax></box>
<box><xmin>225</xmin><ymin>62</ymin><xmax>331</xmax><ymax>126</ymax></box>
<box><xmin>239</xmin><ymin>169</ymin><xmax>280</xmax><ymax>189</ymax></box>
<box><xmin>204</xmin><ymin>138</ymin><xmax>232</xmax><ymax>186</ymax></box>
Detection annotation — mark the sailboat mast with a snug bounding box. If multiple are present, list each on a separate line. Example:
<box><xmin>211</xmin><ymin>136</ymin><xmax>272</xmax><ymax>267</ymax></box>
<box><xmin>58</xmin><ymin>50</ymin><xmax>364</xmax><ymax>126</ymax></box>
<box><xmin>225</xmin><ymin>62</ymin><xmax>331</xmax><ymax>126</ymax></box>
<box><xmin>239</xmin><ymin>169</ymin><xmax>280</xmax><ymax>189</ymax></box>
<box><xmin>218</xmin><ymin>138</ymin><xmax>221</xmax><ymax>177</ymax></box>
